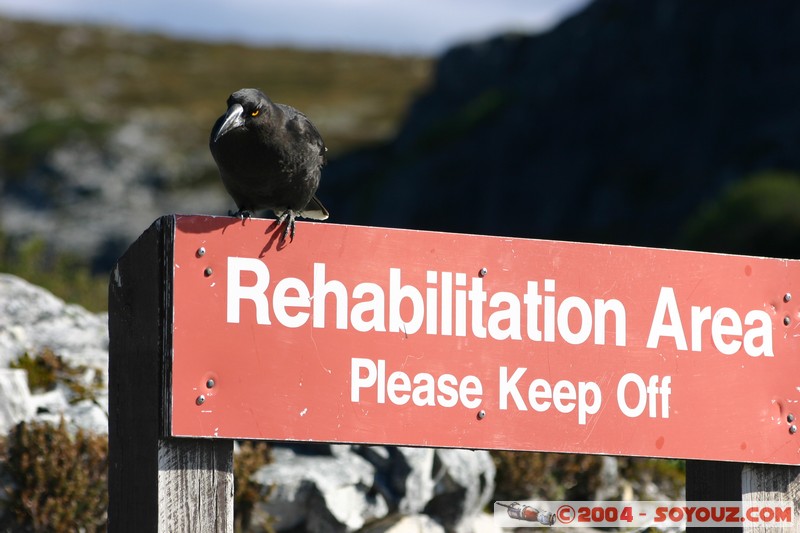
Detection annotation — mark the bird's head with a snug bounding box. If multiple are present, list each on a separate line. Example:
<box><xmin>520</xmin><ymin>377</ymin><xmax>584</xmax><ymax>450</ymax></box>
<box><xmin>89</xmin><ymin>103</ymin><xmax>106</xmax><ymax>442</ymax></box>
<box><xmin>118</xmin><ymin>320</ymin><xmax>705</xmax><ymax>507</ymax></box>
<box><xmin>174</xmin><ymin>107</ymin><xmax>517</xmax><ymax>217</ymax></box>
<box><xmin>211</xmin><ymin>88</ymin><xmax>271</xmax><ymax>143</ymax></box>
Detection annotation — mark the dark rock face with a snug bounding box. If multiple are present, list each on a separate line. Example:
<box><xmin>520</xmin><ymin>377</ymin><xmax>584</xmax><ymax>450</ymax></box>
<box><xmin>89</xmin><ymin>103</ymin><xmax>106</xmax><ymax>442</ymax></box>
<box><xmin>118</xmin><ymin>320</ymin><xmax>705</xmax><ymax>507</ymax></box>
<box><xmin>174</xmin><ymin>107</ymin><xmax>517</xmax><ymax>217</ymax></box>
<box><xmin>324</xmin><ymin>0</ymin><xmax>800</xmax><ymax>248</ymax></box>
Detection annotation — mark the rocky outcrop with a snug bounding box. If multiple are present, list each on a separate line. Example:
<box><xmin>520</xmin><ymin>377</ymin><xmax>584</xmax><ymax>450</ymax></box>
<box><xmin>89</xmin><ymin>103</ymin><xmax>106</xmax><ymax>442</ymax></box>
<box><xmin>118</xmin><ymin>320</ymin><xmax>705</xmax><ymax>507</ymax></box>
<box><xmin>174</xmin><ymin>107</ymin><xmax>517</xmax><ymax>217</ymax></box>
<box><xmin>0</xmin><ymin>274</ymin><xmax>108</xmax><ymax>433</ymax></box>
<box><xmin>250</xmin><ymin>445</ymin><xmax>496</xmax><ymax>533</ymax></box>
<box><xmin>0</xmin><ymin>369</ymin><xmax>34</xmax><ymax>435</ymax></box>
<box><xmin>324</xmin><ymin>0</ymin><xmax>800</xmax><ymax>251</ymax></box>
<box><xmin>0</xmin><ymin>111</ymin><xmax>223</xmax><ymax>271</ymax></box>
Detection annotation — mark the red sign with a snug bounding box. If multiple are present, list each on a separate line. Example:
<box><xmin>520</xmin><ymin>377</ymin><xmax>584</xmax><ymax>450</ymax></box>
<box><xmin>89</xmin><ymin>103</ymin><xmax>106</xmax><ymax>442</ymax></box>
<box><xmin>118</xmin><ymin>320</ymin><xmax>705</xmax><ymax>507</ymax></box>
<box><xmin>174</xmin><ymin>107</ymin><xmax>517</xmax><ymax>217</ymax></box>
<box><xmin>170</xmin><ymin>215</ymin><xmax>800</xmax><ymax>464</ymax></box>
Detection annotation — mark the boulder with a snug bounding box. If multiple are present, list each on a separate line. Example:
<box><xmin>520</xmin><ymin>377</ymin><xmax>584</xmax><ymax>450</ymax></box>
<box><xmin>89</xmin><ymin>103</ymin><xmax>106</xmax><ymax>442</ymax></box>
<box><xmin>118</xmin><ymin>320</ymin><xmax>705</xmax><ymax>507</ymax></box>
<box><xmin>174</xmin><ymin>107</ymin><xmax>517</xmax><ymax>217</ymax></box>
<box><xmin>0</xmin><ymin>369</ymin><xmax>34</xmax><ymax>434</ymax></box>
<box><xmin>0</xmin><ymin>274</ymin><xmax>109</xmax><ymax>433</ymax></box>
<box><xmin>251</xmin><ymin>445</ymin><xmax>389</xmax><ymax>532</ymax></box>
<box><xmin>360</xmin><ymin>514</ymin><xmax>445</xmax><ymax>533</ymax></box>
<box><xmin>425</xmin><ymin>450</ymin><xmax>495</xmax><ymax>533</ymax></box>
<box><xmin>0</xmin><ymin>274</ymin><xmax>108</xmax><ymax>370</ymax></box>
<box><xmin>252</xmin><ymin>444</ymin><xmax>495</xmax><ymax>532</ymax></box>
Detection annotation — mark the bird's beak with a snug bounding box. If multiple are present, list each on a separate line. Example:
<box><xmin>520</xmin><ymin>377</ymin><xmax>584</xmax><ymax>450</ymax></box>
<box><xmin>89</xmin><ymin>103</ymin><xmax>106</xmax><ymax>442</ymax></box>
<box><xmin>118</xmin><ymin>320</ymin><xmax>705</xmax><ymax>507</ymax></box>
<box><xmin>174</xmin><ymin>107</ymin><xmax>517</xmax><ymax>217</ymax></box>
<box><xmin>212</xmin><ymin>103</ymin><xmax>245</xmax><ymax>143</ymax></box>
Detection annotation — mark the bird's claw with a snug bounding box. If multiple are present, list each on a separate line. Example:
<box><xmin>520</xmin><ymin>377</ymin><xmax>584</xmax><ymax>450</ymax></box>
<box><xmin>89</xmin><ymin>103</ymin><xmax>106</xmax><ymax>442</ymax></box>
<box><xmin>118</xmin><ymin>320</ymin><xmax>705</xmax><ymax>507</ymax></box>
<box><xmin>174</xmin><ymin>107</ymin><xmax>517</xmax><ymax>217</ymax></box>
<box><xmin>276</xmin><ymin>210</ymin><xmax>296</xmax><ymax>243</ymax></box>
<box><xmin>229</xmin><ymin>209</ymin><xmax>252</xmax><ymax>220</ymax></box>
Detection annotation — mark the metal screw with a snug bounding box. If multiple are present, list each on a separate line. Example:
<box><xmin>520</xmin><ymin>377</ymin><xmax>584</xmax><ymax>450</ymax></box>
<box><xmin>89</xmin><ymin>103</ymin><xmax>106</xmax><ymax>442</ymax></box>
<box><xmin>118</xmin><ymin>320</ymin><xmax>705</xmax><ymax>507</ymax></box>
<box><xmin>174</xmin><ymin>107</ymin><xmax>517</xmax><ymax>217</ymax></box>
<box><xmin>204</xmin><ymin>267</ymin><xmax>213</xmax><ymax>277</ymax></box>
<box><xmin>196</xmin><ymin>395</ymin><xmax>206</xmax><ymax>405</ymax></box>
<box><xmin>784</xmin><ymin>316</ymin><xmax>791</xmax><ymax>326</ymax></box>
<box><xmin>477</xmin><ymin>410</ymin><xmax>486</xmax><ymax>420</ymax></box>
<box><xmin>206</xmin><ymin>379</ymin><xmax>215</xmax><ymax>389</ymax></box>
<box><xmin>479</xmin><ymin>267</ymin><xmax>488</xmax><ymax>277</ymax></box>
<box><xmin>791</xmin><ymin>425</ymin><xmax>797</xmax><ymax>435</ymax></box>
<box><xmin>197</xmin><ymin>247</ymin><xmax>206</xmax><ymax>257</ymax></box>
<box><xmin>788</xmin><ymin>414</ymin><xmax>795</xmax><ymax>423</ymax></box>
<box><xmin>785</xmin><ymin>293</ymin><xmax>792</xmax><ymax>303</ymax></box>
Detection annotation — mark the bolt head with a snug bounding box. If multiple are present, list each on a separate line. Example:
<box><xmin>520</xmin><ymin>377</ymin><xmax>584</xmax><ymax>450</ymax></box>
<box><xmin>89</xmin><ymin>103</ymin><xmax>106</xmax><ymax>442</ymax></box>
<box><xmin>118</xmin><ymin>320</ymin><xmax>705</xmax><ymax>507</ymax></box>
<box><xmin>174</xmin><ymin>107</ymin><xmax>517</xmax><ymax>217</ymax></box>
<box><xmin>479</xmin><ymin>267</ymin><xmax>488</xmax><ymax>277</ymax></box>
<box><xmin>206</xmin><ymin>379</ymin><xmax>215</xmax><ymax>389</ymax></box>
<box><xmin>197</xmin><ymin>247</ymin><xmax>206</xmax><ymax>257</ymax></box>
<box><xmin>789</xmin><ymin>414</ymin><xmax>795</xmax><ymax>423</ymax></box>
<box><xmin>196</xmin><ymin>395</ymin><xmax>206</xmax><ymax>405</ymax></box>
<box><xmin>204</xmin><ymin>267</ymin><xmax>213</xmax><ymax>277</ymax></box>
<box><xmin>791</xmin><ymin>425</ymin><xmax>797</xmax><ymax>435</ymax></box>
<box><xmin>784</xmin><ymin>316</ymin><xmax>791</xmax><ymax>326</ymax></box>
<box><xmin>785</xmin><ymin>293</ymin><xmax>792</xmax><ymax>303</ymax></box>
<box><xmin>477</xmin><ymin>410</ymin><xmax>486</xmax><ymax>420</ymax></box>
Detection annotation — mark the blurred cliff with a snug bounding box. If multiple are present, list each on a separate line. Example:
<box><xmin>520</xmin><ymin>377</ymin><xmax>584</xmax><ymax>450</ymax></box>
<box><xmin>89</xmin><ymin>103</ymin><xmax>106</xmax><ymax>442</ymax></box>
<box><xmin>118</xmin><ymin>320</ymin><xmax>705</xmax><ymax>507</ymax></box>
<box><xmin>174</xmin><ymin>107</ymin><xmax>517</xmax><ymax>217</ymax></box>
<box><xmin>323</xmin><ymin>0</ymin><xmax>800</xmax><ymax>259</ymax></box>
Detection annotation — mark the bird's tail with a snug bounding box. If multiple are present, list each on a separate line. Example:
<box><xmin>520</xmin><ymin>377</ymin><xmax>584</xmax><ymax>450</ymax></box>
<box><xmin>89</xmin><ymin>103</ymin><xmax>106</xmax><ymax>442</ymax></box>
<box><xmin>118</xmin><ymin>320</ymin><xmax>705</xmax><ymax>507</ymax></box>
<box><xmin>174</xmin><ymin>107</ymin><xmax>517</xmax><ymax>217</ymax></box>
<box><xmin>301</xmin><ymin>196</ymin><xmax>329</xmax><ymax>220</ymax></box>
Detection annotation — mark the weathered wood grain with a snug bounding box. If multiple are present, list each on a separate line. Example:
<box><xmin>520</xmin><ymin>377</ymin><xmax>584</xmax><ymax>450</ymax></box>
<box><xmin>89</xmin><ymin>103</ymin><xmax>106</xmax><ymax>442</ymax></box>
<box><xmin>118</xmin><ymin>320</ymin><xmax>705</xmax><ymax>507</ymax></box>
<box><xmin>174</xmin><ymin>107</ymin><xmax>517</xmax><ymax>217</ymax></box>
<box><xmin>742</xmin><ymin>464</ymin><xmax>800</xmax><ymax>532</ymax></box>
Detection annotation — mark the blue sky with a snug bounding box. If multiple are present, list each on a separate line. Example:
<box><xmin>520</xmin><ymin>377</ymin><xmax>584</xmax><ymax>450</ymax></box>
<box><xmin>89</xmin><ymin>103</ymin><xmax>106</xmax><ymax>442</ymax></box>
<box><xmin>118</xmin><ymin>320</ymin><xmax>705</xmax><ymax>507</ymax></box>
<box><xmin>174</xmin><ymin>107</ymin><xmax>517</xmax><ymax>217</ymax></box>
<box><xmin>0</xmin><ymin>0</ymin><xmax>591</xmax><ymax>55</ymax></box>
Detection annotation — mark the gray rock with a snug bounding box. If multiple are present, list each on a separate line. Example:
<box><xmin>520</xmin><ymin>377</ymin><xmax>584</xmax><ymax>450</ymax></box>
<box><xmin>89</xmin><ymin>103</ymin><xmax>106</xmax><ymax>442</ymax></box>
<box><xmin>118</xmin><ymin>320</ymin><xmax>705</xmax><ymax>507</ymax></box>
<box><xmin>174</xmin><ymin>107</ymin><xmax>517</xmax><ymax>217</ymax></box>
<box><xmin>425</xmin><ymin>449</ymin><xmax>495</xmax><ymax>533</ymax></box>
<box><xmin>0</xmin><ymin>274</ymin><xmax>109</xmax><ymax>371</ymax></box>
<box><xmin>63</xmin><ymin>398</ymin><xmax>109</xmax><ymax>435</ymax></box>
<box><xmin>0</xmin><ymin>109</ymin><xmax>226</xmax><ymax>271</ymax></box>
<box><xmin>29</xmin><ymin>388</ymin><xmax>69</xmax><ymax>416</ymax></box>
<box><xmin>379</xmin><ymin>446</ymin><xmax>436</xmax><ymax>514</ymax></box>
<box><xmin>360</xmin><ymin>514</ymin><xmax>445</xmax><ymax>533</ymax></box>
<box><xmin>0</xmin><ymin>273</ymin><xmax>109</xmax><ymax>433</ymax></box>
<box><xmin>468</xmin><ymin>513</ymin><xmax>502</xmax><ymax>533</ymax></box>
<box><xmin>252</xmin><ymin>446</ymin><xmax>389</xmax><ymax>532</ymax></box>
<box><xmin>593</xmin><ymin>456</ymin><xmax>621</xmax><ymax>500</ymax></box>
<box><xmin>250</xmin><ymin>443</ymin><xmax>496</xmax><ymax>533</ymax></box>
<box><xmin>0</xmin><ymin>369</ymin><xmax>34</xmax><ymax>434</ymax></box>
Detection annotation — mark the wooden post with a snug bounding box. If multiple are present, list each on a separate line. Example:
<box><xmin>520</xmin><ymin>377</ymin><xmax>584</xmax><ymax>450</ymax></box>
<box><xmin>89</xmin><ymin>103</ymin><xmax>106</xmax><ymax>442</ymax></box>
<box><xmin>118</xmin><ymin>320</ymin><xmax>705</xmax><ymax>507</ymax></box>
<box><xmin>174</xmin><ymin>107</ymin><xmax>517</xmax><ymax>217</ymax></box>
<box><xmin>742</xmin><ymin>465</ymin><xmax>800</xmax><ymax>532</ymax></box>
<box><xmin>682</xmin><ymin>454</ymin><xmax>800</xmax><ymax>531</ymax></box>
<box><xmin>686</xmin><ymin>460</ymin><xmax>743</xmax><ymax>502</ymax></box>
<box><xmin>108</xmin><ymin>216</ymin><xmax>233</xmax><ymax>532</ymax></box>
<box><xmin>685</xmin><ymin>460</ymin><xmax>744</xmax><ymax>532</ymax></box>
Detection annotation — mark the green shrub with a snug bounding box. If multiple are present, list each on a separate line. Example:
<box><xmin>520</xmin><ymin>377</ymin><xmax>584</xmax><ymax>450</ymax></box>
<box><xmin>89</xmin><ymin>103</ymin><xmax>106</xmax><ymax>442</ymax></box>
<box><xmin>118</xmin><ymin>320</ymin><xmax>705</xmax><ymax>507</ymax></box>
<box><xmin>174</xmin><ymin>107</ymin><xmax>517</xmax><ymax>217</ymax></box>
<box><xmin>10</xmin><ymin>350</ymin><xmax>60</xmax><ymax>393</ymax></box>
<box><xmin>492</xmin><ymin>452</ymin><xmax>685</xmax><ymax>503</ymax></box>
<box><xmin>0</xmin><ymin>116</ymin><xmax>111</xmax><ymax>181</ymax></box>
<box><xmin>4</xmin><ymin>419</ymin><xmax>108</xmax><ymax>532</ymax></box>
<box><xmin>2</xmin><ymin>424</ymin><xmax>276</xmax><ymax>532</ymax></box>
<box><xmin>10</xmin><ymin>348</ymin><xmax>103</xmax><ymax>405</ymax></box>
<box><xmin>415</xmin><ymin>89</ymin><xmax>510</xmax><ymax>154</ymax></box>
<box><xmin>618</xmin><ymin>457</ymin><xmax>685</xmax><ymax>500</ymax></box>
<box><xmin>492</xmin><ymin>451</ymin><xmax>605</xmax><ymax>501</ymax></box>
<box><xmin>680</xmin><ymin>171</ymin><xmax>800</xmax><ymax>258</ymax></box>
<box><xmin>0</xmin><ymin>231</ymin><xmax>108</xmax><ymax>312</ymax></box>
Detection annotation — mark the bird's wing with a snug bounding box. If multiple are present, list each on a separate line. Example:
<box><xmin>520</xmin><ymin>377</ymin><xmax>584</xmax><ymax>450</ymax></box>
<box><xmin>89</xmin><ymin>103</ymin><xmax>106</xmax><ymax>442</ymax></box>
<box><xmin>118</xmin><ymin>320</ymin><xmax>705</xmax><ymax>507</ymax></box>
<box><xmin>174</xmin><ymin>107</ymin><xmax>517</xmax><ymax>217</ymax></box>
<box><xmin>278</xmin><ymin>104</ymin><xmax>327</xmax><ymax>165</ymax></box>
<box><xmin>301</xmin><ymin>195</ymin><xmax>329</xmax><ymax>220</ymax></box>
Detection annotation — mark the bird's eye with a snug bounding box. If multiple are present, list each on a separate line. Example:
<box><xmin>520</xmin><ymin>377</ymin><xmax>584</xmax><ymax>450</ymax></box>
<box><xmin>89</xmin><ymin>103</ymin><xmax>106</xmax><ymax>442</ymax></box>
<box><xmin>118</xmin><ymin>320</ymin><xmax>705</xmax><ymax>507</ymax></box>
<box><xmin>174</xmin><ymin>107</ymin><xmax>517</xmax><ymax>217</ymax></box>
<box><xmin>251</xmin><ymin>109</ymin><xmax>260</xmax><ymax>117</ymax></box>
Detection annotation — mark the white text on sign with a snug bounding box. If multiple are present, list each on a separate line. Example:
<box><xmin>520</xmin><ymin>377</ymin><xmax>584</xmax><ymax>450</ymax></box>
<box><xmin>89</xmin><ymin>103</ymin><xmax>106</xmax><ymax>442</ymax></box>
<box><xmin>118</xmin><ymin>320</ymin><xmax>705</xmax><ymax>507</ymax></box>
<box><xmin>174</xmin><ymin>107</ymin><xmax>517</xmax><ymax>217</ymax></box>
<box><xmin>350</xmin><ymin>358</ymin><xmax>672</xmax><ymax>425</ymax></box>
<box><xmin>226</xmin><ymin>258</ymin><xmax>775</xmax><ymax>358</ymax></box>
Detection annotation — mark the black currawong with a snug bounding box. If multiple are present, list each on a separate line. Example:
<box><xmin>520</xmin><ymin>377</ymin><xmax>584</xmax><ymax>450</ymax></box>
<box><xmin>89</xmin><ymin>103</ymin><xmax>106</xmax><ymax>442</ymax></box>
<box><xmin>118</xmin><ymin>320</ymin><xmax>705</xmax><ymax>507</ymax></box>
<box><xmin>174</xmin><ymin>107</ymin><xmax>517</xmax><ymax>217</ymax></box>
<box><xmin>209</xmin><ymin>88</ymin><xmax>329</xmax><ymax>243</ymax></box>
